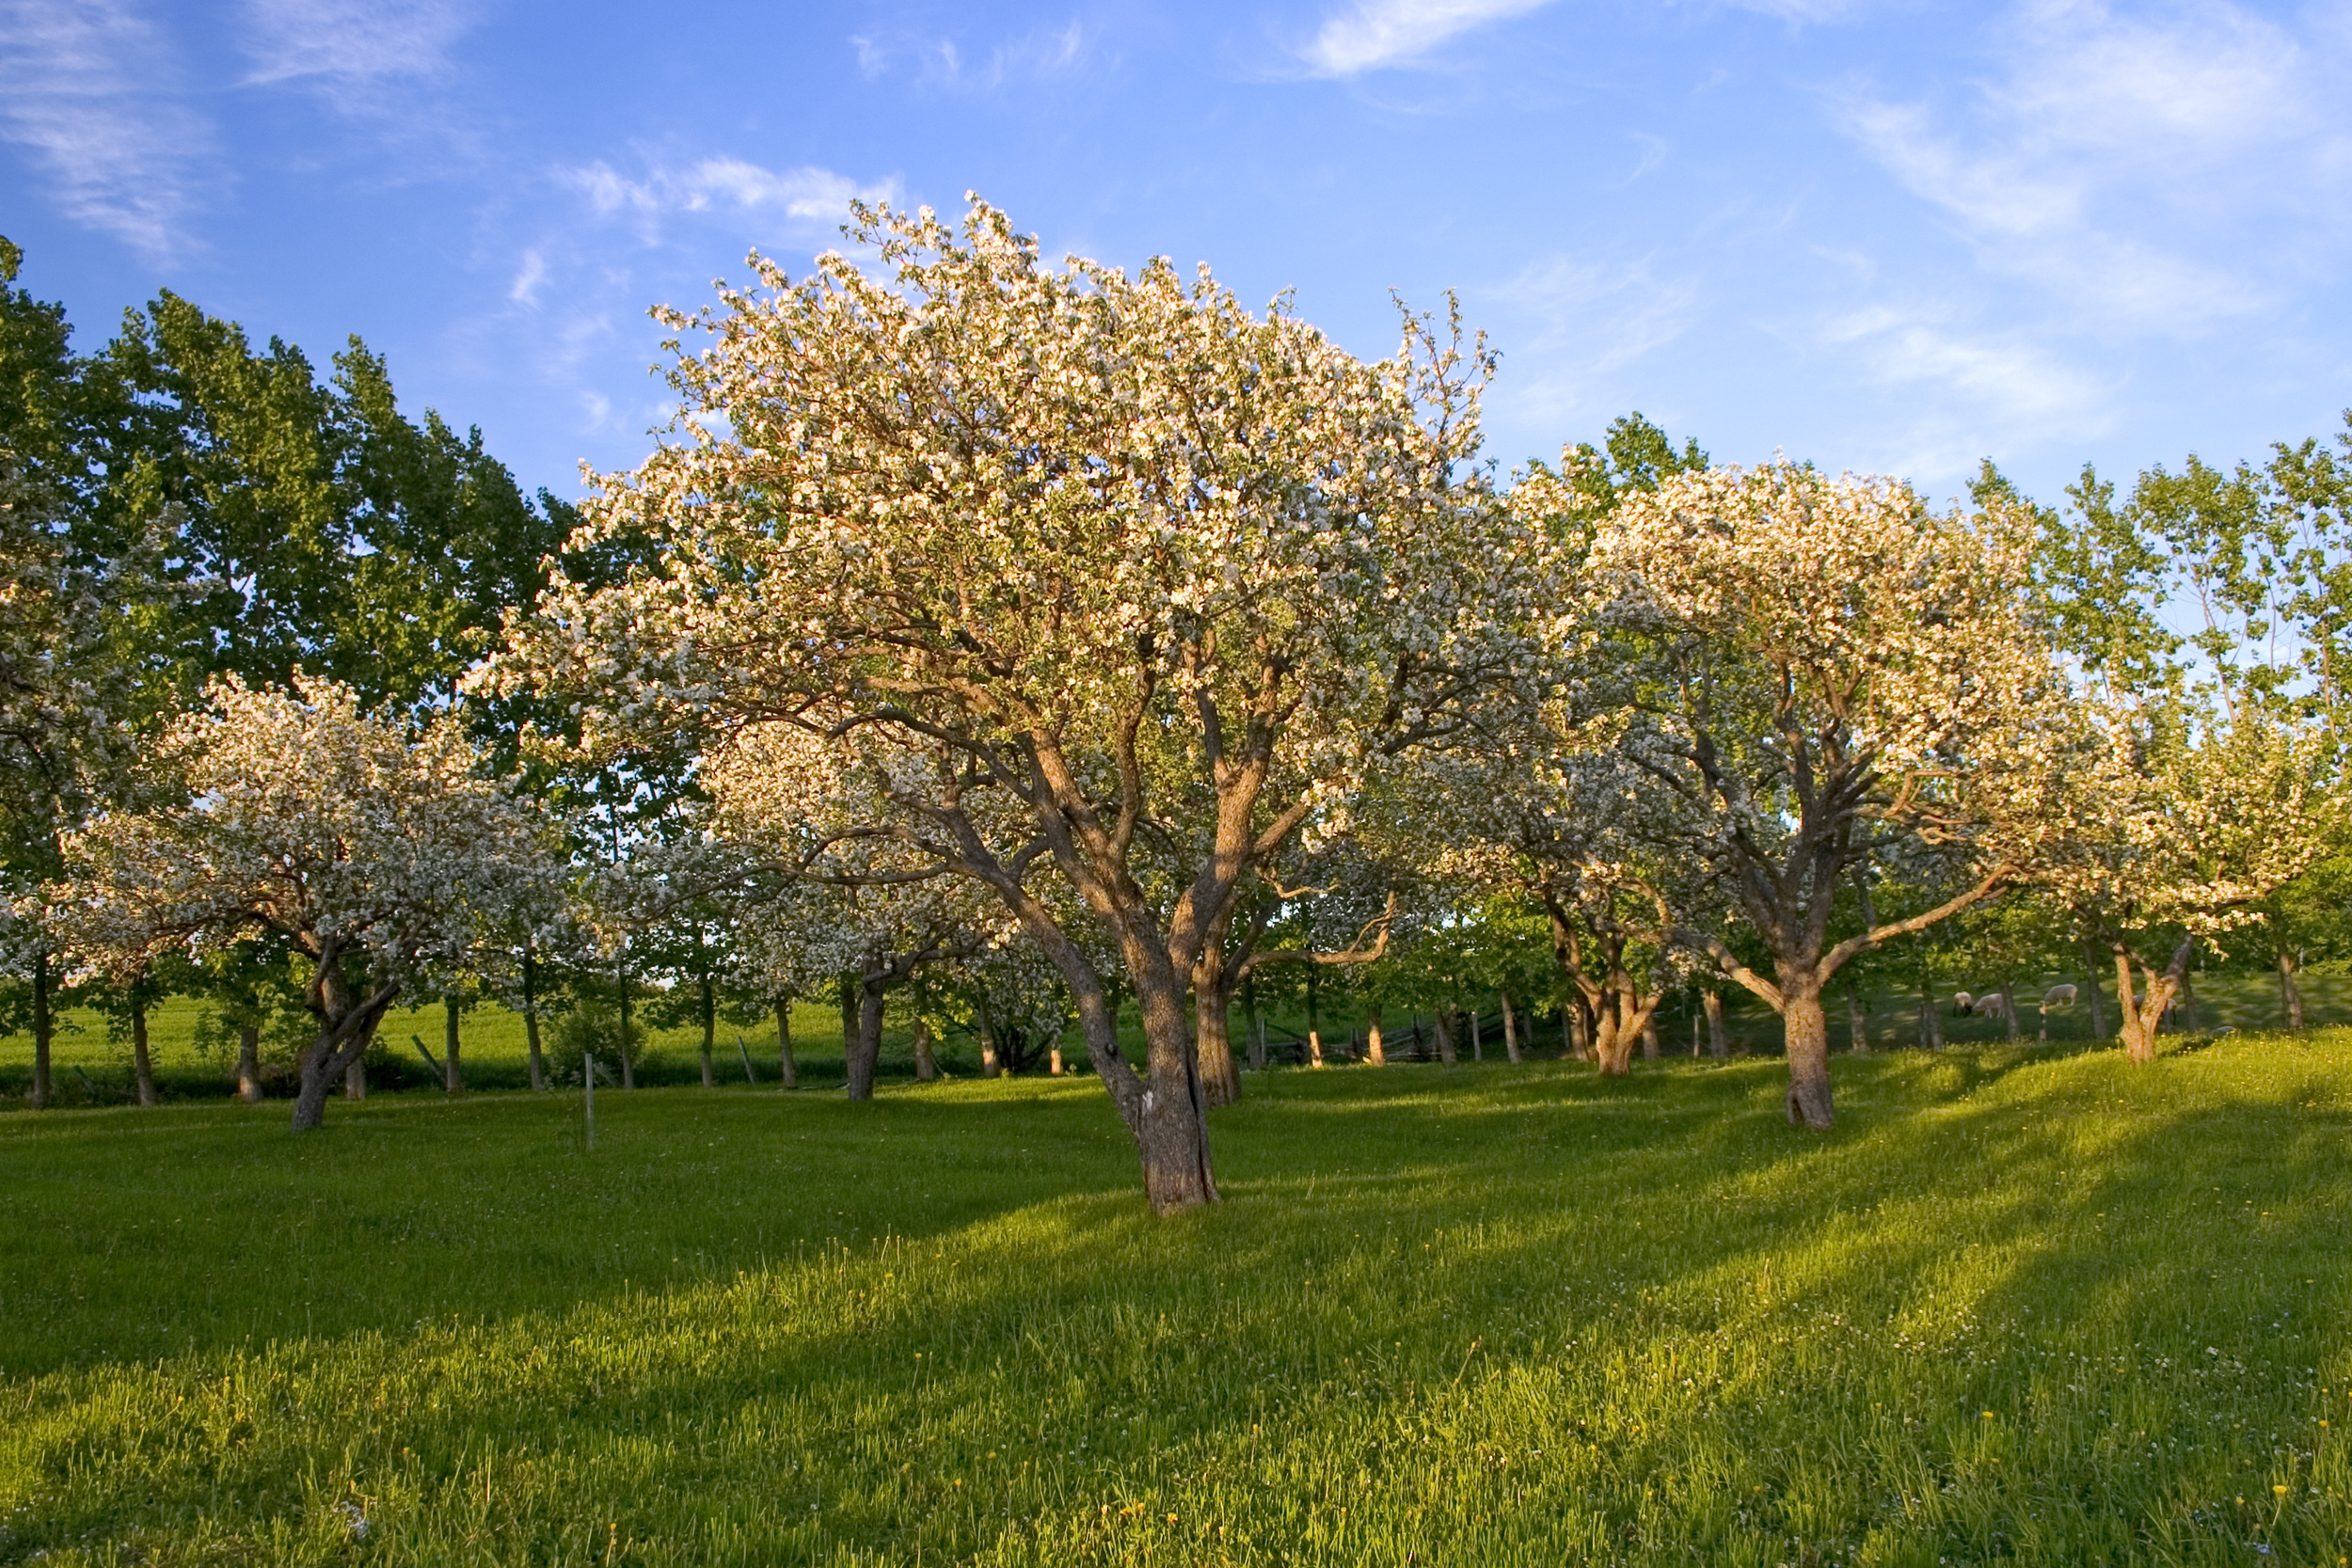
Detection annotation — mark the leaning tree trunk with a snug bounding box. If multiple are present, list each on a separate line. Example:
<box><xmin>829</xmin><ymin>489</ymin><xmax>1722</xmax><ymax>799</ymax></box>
<box><xmin>2279</xmin><ymin>945</ymin><xmax>2306</xmax><ymax>1030</ymax></box>
<box><xmin>293</xmin><ymin>962</ymin><xmax>399</xmax><ymax>1132</ymax></box>
<box><xmin>29</xmin><ymin>949</ymin><xmax>53</xmax><ymax>1110</ymax></box>
<box><xmin>236</xmin><ymin>1022</ymin><xmax>262</xmax><ymax>1103</ymax></box>
<box><xmin>1703</xmin><ymin>990</ymin><xmax>1728</xmax><ymax>1059</ymax></box>
<box><xmin>444</xmin><ymin>995</ymin><xmax>463</xmax><ymax>1096</ymax></box>
<box><xmin>774</xmin><ymin>995</ymin><xmax>797</xmax><ymax>1088</ymax></box>
<box><xmin>131</xmin><ymin>994</ymin><xmax>157</xmax><ymax>1107</ymax></box>
<box><xmin>1783</xmin><ymin>986</ymin><xmax>1835</xmax><ymax>1130</ymax></box>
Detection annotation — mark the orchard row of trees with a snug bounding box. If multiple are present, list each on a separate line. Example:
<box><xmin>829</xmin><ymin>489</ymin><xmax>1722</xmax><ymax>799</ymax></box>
<box><xmin>6</xmin><ymin>202</ymin><xmax>2348</xmax><ymax>1213</ymax></box>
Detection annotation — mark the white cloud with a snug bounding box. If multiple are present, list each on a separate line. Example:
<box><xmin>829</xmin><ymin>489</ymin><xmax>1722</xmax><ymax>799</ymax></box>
<box><xmin>564</xmin><ymin>157</ymin><xmax>899</xmax><ymax>225</ymax></box>
<box><xmin>240</xmin><ymin>0</ymin><xmax>474</xmax><ymax>87</ymax></box>
<box><xmin>1298</xmin><ymin>0</ymin><xmax>1555</xmax><ymax>76</ymax></box>
<box><xmin>0</xmin><ymin>0</ymin><xmax>215</xmax><ymax>259</ymax></box>
<box><xmin>850</xmin><ymin>18</ymin><xmax>1090</xmax><ymax>90</ymax></box>
<box><xmin>507</xmin><ymin>248</ymin><xmax>547</xmax><ymax>306</ymax></box>
<box><xmin>1484</xmin><ymin>252</ymin><xmax>1703</xmax><ymax>422</ymax></box>
<box><xmin>1833</xmin><ymin>0</ymin><xmax>2351</xmax><ymax>330</ymax></box>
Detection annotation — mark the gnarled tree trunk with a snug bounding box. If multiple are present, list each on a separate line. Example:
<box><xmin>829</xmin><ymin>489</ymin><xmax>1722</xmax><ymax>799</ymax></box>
<box><xmin>293</xmin><ymin>951</ymin><xmax>399</xmax><ymax>1132</ymax></box>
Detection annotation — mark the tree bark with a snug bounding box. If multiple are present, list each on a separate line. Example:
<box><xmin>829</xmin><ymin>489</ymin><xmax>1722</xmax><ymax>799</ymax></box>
<box><xmin>1703</xmin><ymin>990</ymin><xmax>1727</xmax><ymax>1059</ymax></box>
<box><xmin>294</xmin><ymin>957</ymin><xmax>398</xmax><ymax>1131</ymax></box>
<box><xmin>444</xmin><ymin>994</ymin><xmax>463</xmax><ymax>1095</ymax></box>
<box><xmin>1469</xmin><ymin>1008</ymin><xmax>1482</xmax><ymax>1062</ymax></box>
<box><xmin>344</xmin><ymin>1057</ymin><xmax>366</xmax><ymax>1100</ymax></box>
<box><xmin>1435</xmin><ymin>1010</ymin><xmax>1456</xmax><ymax>1065</ymax></box>
<box><xmin>1845</xmin><ymin>985</ymin><xmax>1868</xmax><ymax>1054</ymax></box>
<box><xmin>236</xmin><ymin>1022</ymin><xmax>262</xmax><ymax>1103</ymax></box>
<box><xmin>2079</xmin><ymin>938</ymin><xmax>2108</xmax><ymax>1040</ymax></box>
<box><xmin>698</xmin><ymin>973</ymin><xmax>717</xmax><ymax>1089</ymax></box>
<box><xmin>1998</xmin><ymin>982</ymin><xmax>2019</xmax><ymax>1043</ymax></box>
<box><xmin>914</xmin><ymin>1019</ymin><xmax>937</xmax><ymax>1081</ymax></box>
<box><xmin>847</xmin><ymin>980</ymin><xmax>885</xmax><ymax>1100</ymax></box>
<box><xmin>617</xmin><ymin>961</ymin><xmax>636</xmax><ymax>1089</ymax></box>
<box><xmin>2279</xmin><ymin>946</ymin><xmax>2305</xmax><ymax>1030</ymax></box>
<box><xmin>2117</xmin><ymin>937</ymin><xmax>2195</xmax><ymax>1065</ymax></box>
<box><xmin>1783</xmin><ymin>990</ymin><xmax>1834</xmax><ymax>1130</ymax></box>
<box><xmin>1366</xmin><ymin>1003</ymin><xmax>1385</xmax><ymax>1066</ymax></box>
<box><xmin>1500</xmin><ymin>991</ymin><xmax>1521</xmax><ymax>1063</ymax></box>
<box><xmin>1640</xmin><ymin>1013</ymin><xmax>1660</xmax><ymax>1060</ymax></box>
<box><xmin>131</xmin><ymin>994</ymin><xmax>157</xmax><ymax>1106</ymax></box>
<box><xmin>522</xmin><ymin>950</ymin><xmax>546</xmax><ymax>1093</ymax></box>
<box><xmin>2177</xmin><ymin>961</ymin><xmax>2202</xmax><ymax>1035</ymax></box>
<box><xmin>774</xmin><ymin>995</ymin><xmax>797</xmax><ymax>1088</ymax></box>
<box><xmin>29</xmin><ymin>948</ymin><xmax>52</xmax><ymax>1110</ymax></box>
<box><xmin>1191</xmin><ymin>958</ymin><xmax>1242</xmax><ymax>1106</ymax></box>
<box><xmin>1917</xmin><ymin>984</ymin><xmax>1943</xmax><ymax>1050</ymax></box>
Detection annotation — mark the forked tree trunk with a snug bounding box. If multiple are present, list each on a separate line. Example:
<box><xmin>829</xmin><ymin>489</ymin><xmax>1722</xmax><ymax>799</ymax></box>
<box><xmin>2116</xmin><ymin>938</ymin><xmax>2196</xmax><ymax>1065</ymax></box>
<box><xmin>131</xmin><ymin>995</ymin><xmax>157</xmax><ymax>1106</ymax></box>
<box><xmin>29</xmin><ymin>950</ymin><xmax>52</xmax><ymax>1110</ymax></box>
<box><xmin>236</xmin><ymin>1023</ymin><xmax>262</xmax><ymax>1103</ymax></box>
<box><xmin>2279</xmin><ymin>946</ymin><xmax>2305</xmax><ymax>1030</ymax></box>
<box><xmin>774</xmin><ymin>996</ymin><xmax>797</xmax><ymax>1088</ymax></box>
<box><xmin>522</xmin><ymin>951</ymin><xmax>546</xmax><ymax>1093</ymax></box>
<box><xmin>1703</xmin><ymin>990</ymin><xmax>1727</xmax><ymax>1059</ymax></box>
<box><xmin>914</xmin><ymin>1020</ymin><xmax>937</xmax><ymax>1081</ymax></box>
<box><xmin>1783</xmin><ymin>990</ymin><xmax>1833</xmax><ymax>1129</ymax></box>
<box><xmin>1367</xmin><ymin>1004</ymin><xmax>1386</xmax><ymax>1066</ymax></box>
<box><xmin>1845</xmin><ymin>986</ymin><xmax>1869</xmax><ymax>1053</ymax></box>
<box><xmin>1500</xmin><ymin>991</ymin><xmax>1521</xmax><ymax>1063</ymax></box>
<box><xmin>444</xmin><ymin>995</ymin><xmax>464</xmax><ymax>1095</ymax></box>
<box><xmin>294</xmin><ymin>959</ymin><xmax>399</xmax><ymax>1132</ymax></box>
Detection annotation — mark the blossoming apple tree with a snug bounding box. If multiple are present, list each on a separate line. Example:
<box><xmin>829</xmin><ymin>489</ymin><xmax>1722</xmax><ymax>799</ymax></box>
<box><xmin>495</xmin><ymin>198</ymin><xmax>1577</xmax><ymax>1212</ymax></box>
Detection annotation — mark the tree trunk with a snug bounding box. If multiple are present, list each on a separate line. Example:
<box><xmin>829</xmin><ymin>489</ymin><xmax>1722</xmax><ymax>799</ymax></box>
<box><xmin>847</xmin><ymin>981</ymin><xmax>884</xmax><ymax>1100</ymax></box>
<box><xmin>1308</xmin><ymin>1026</ymin><xmax>1326</xmax><ymax>1068</ymax></box>
<box><xmin>1561</xmin><ymin>1003</ymin><xmax>1576</xmax><ymax>1059</ymax></box>
<box><xmin>236</xmin><ymin>1022</ymin><xmax>262</xmax><ymax>1103</ymax></box>
<box><xmin>698</xmin><ymin>974</ymin><xmax>717</xmax><ymax>1089</ymax></box>
<box><xmin>294</xmin><ymin>962</ymin><xmax>397</xmax><ymax>1132</ymax></box>
<box><xmin>2079</xmin><ymin>938</ymin><xmax>2107</xmax><ymax>1039</ymax></box>
<box><xmin>523</xmin><ymin>951</ymin><xmax>546</xmax><ymax>1093</ymax></box>
<box><xmin>1435</xmin><ymin>1010</ymin><xmax>1456</xmax><ymax>1065</ymax></box>
<box><xmin>1501</xmin><ymin>991</ymin><xmax>1521</xmax><ymax>1063</ymax></box>
<box><xmin>1998</xmin><ymin>982</ymin><xmax>2019</xmax><ymax>1043</ymax></box>
<box><xmin>1469</xmin><ymin>1008</ymin><xmax>1482</xmax><ymax>1062</ymax></box>
<box><xmin>1703</xmin><ymin>990</ymin><xmax>1727</xmax><ymax>1059</ymax></box>
<box><xmin>1917</xmin><ymin>984</ymin><xmax>1944</xmax><ymax>1050</ymax></box>
<box><xmin>2118</xmin><ymin>938</ymin><xmax>2194</xmax><ymax>1065</ymax></box>
<box><xmin>774</xmin><ymin>996</ymin><xmax>797</xmax><ymax>1088</ymax></box>
<box><xmin>1367</xmin><ymin>1003</ymin><xmax>1385</xmax><ymax>1066</ymax></box>
<box><xmin>1050</xmin><ymin>1044</ymin><xmax>1064</xmax><ymax>1075</ymax></box>
<box><xmin>2177</xmin><ymin>961</ymin><xmax>2202</xmax><ymax>1034</ymax></box>
<box><xmin>2279</xmin><ymin>946</ymin><xmax>2305</xmax><ymax>1030</ymax></box>
<box><xmin>131</xmin><ymin>994</ymin><xmax>157</xmax><ymax>1106</ymax></box>
<box><xmin>617</xmin><ymin>964</ymin><xmax>635</xmax><ymax>1089</ymax></box>
<box><xmin>1640</xmin><ymin>1013</ymin><xmax>1660</xmax><ymax>1060</ymax></box>
<box><xmin>344</xmin><ymin>1057</ymin><xmax>366</xmax><ymax>1100</ymax></box>
<box><xmin>914</xmin><ymin>1020</ymin><xmax>937</xmax><ymax>1081</ymax></box>
<box><xmin>1845</xmin><ymin>985</ymin><xmax>1868</xmax><ymax>1053</ymax></box>
<box><xmin>1783</xmin><ymin>989</ymin><xmax>1834</xmax><ymax>1130</ymax></box>
<box><xmin>29</xmin><ymin>948</ymin><xmax>52</xmax><ymax>1110</ymax></box>
<box><xmin>1118</xmin><ymin>951</ymin><xmax>1217</xmax><ymax>1215</ymax></box>
<box><xmin>1192</xmin><ymin>963</ymin><xmax>1242</xmax><ymax>1106</ymax></box>
<box><xmin>444</xmin><ymin>994</ymin><xmax>464</xmax><ymax>1095</ymax></box>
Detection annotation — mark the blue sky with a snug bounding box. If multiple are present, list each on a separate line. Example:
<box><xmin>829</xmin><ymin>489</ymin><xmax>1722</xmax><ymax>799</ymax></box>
<box><xmin>3</xmin><ymin>0</ymin><xmax>2349</xmax><ymax>508</ymax></box>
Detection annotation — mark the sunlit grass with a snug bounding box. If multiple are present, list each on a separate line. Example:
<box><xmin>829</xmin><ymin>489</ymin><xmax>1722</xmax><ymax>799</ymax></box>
<box><xmin>3</xmin><ymin>1034</ymin><xmax>2348</xmax><ymax>1563</ymax></box>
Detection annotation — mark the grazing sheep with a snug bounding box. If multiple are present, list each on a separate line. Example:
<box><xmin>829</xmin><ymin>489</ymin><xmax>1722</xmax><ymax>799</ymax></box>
<box><xmin>1964</xmin><ymin>991</ymin><xmax>2011</xmax><ymax>1020</ymax></box>
<box><xmin>1952</xmin><ymin>990</ymin><xmax>1975</xmax><ymax>1017</ymax></box>
<box><xmin>2041</xmin><ymin>983</ymin><xmax>2077</xmax><ymax>1012</ymax></box>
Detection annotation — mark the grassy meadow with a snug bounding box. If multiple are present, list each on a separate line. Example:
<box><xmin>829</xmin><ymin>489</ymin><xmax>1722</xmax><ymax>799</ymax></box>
<box><xmin>2</xmin><ymin>1028</ymin><xmax>2350</xmax><ymax>1564</ymax></box>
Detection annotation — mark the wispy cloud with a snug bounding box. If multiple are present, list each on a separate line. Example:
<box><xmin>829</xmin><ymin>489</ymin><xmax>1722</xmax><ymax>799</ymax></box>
<box><xmin>1832</xmin><ymin>0</ymin><xmax>2352</xmax><ymax>329</ymax></box>
<box><xmin>1297</xmin><ymin>0</ymin><xmax>1555</xmax><ymax>76</ymax></box>
<box><xmin>238</xmin><ymin>0</ymin><xmax>479</xmax><ymax>120</ymax></box>
<box><xmin>563</xmin><ymin>157</ymin><xmax>899</xmax><ymax>226</ymax></box>
<box><xmin>1484</xmin><ymin>251</ymin><xmax>1703</xmax><ymax>422</ymax></box>
<box><xmin>850</xmin><ymin>18</ymin><xmax>1092</xmax><ymax>91</ymax></box>
<box><xmin>0</xmin><ymin>0</ymin><xmax>216</xmax><ymax>259</ymax></box>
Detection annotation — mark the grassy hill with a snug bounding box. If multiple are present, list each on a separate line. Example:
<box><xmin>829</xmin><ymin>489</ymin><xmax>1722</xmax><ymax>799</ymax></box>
<box><xmin>2</xmin><ymin>1036</ymin><xmax>2347</xmax><ymax>1562</ymax></box>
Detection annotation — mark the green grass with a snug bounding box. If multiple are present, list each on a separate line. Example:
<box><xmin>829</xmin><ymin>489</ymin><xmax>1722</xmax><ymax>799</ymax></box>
<box><xmin>3</xmin><ymin>1036</ymin><xmax>2350</xmax><ymax>1564</ymax></box>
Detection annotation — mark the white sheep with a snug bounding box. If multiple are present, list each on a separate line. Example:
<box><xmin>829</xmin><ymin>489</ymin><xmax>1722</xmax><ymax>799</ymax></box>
<box><xmin>2040</xmin><ymin>983</ymin><xmax>2077</xmax><ymax>1012</ymax></box>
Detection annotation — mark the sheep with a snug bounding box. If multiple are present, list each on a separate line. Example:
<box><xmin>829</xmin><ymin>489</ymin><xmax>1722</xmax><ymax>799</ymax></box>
<box><xmin>2040</xmin><ymin>983</ymin><xmax>2077</xmax><ymax>1012</ymax></box>
<box><xmin>1952</xmin><ymin>990</ymin><xmax>1975</xmax><ymax>1017</ymax></box>
<box><xmin>1966</xmin><ymin>991</ymin><xmax>2012</xmax><ymax>1021</ymax></box>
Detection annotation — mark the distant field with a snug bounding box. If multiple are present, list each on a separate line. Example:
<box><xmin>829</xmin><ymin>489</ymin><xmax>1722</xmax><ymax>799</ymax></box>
<box><xmin>2</xmin><ymin>1033</ymin><xmax>2348</xmax><ymax>1563</ymax></box>
<box><xmin>5</xmin><ymin>966</ymin><xmax>2344</xmax><ymax>1107</ymax></box>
